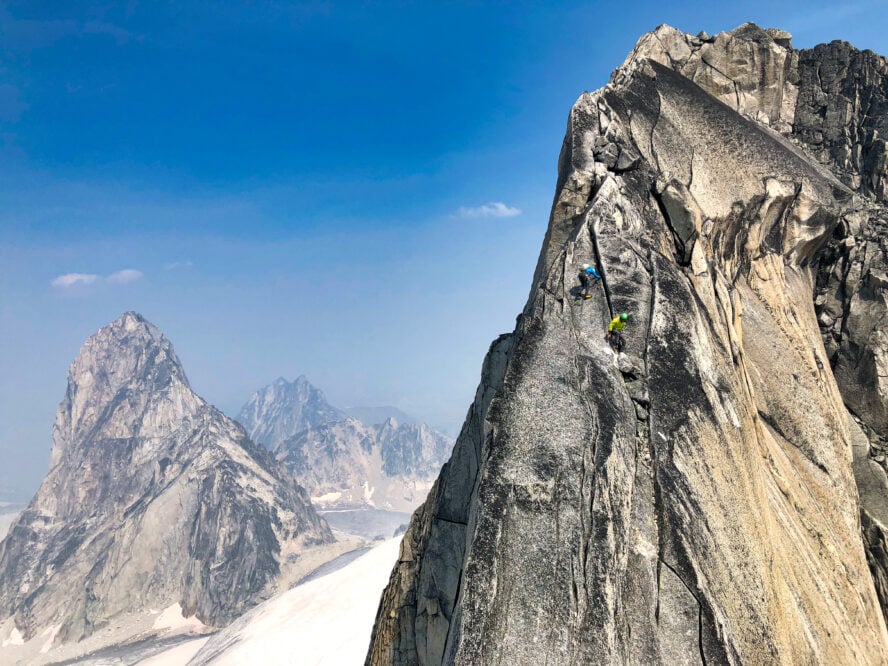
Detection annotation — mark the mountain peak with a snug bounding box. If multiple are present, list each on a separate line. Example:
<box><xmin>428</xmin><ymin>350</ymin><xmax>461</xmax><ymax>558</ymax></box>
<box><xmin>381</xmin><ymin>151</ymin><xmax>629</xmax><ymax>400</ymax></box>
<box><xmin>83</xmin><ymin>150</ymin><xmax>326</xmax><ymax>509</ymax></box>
<box><xmin>118</xmin><ymin>309</ymin><xmax>147</xmax><ymax>323</ymax></box>
<box><xmin>1</xmin><ymin>317</ymin><xmax>333</xmax><ymax>650</ymax></box>
<box><xmin>72</xmin><ymin>312</ymin><xmax>188</xmax><ymax>390</ymax></box>
<box><xmin>103</xmin><ymin>310</ymin><xmax>164</xmax><ymax>339</ymax></box>
<box><xmin>79</xmin><ymin>312</ymin><xmax>174</xmax><ymax>369</ymax></box>
<box><xmin>51</xmin><ymin>313</ymin><xmax>194</xmax><ymax>467</ymax></box>
<box><xmin>270</xmin><ymin>375</ymin><xmax>311</xmax><ymax>389</ymax></box>
<box><xmin>237</xmin><ymin>376</ymin><xmax>345</xmax><ymax>448</ymax></box>
<box><xmin>368</xmin><ymin>25</ymin><xmax>888</xmax><ymax>663</ymax></box>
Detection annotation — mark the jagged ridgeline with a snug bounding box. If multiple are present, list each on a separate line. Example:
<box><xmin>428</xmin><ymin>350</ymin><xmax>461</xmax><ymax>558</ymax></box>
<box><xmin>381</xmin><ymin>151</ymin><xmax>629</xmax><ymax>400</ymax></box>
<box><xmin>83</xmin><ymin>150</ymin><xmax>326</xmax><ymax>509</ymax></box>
<box><xmin>237</xmin><ymin>377</ymin><xmax>453</xmax><ymax>512</ymax></box>
<box><xmin>0</xmin><ymin>313</ymin><xmax>333</xmax><ymax>647</ymax></box>
<box><xmin>367</xmin><ymin>23</ymin><xmax>888</xmax><ymax>664</ymax></box>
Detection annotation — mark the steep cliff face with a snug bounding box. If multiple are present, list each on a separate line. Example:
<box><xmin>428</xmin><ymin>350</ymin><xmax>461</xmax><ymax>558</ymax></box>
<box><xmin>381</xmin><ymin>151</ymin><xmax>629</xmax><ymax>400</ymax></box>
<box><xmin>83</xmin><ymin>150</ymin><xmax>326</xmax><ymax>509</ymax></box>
<box><xmin>238</xmin><ymin>378</ymin><xmax>452</xmax><ymax>511</ymax></box>
<box><xmin>794</xmin><ymin>41</ymin><xmax>888</xmax><ymax>202</ymax></box>
<box><xmin>615</xmin><ymin>24</ymin><xmax>888</xmax><ymax>624</ymax></box>
<box><xmin>0</xmin><ymin>313</ymin><xmax>333</xmax><ymax>647</ymax></box>
<box><xmin>368</xmin><ymin>24</ymin><xmax>888</xmax><ymax>665</ymax></box>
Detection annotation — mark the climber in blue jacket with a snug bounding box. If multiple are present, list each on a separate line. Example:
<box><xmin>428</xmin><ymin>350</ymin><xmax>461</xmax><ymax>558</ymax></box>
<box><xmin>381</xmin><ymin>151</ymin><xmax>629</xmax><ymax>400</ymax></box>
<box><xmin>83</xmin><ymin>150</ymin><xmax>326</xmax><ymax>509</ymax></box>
<box><xmin>579</xmin><ymin>263</ymin><xmax>601</xmax><ymax>299</ymax></box>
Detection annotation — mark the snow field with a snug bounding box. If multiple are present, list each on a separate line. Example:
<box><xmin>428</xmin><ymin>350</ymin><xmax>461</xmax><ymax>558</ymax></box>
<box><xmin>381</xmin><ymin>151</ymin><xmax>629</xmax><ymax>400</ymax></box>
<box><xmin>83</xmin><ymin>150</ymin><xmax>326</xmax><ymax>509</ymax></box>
<box><xmin>145</xmin><ymin>537</ymin><xmax>402</xmax><ymax>665</ymax></box>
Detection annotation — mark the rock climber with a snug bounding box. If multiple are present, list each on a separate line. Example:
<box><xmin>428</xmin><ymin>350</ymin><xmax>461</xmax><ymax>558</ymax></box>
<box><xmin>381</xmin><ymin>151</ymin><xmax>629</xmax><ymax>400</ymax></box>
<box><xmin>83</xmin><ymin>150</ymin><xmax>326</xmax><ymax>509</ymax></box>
<box><xmin>579</xmin><ymin>263</ymin><xmax>601</xmax><ymax>299</ymax></box>
<box><xmin>607</xmin><ymin>312</ymin><xmax>628</xmax><ymax>351</ymax></box>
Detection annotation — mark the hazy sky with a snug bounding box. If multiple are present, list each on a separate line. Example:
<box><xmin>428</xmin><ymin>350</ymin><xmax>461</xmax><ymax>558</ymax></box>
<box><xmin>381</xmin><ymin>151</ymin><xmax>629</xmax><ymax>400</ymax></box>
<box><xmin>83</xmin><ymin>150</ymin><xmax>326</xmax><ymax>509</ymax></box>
<box><xmin>2</xmin><ymin>0</ymin><xmax>886</xmax><ymax>501</ymax></box>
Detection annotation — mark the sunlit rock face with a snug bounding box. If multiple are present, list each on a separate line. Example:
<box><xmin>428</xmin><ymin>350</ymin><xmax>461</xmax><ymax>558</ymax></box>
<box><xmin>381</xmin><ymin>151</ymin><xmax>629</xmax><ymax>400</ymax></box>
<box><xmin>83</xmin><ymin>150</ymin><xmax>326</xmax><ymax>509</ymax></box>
<box><xmin>0</xmin><ymin>312</ymin><xmax>332</xmax><ymax>646</ymax></box>
<box><xmin>367</xmin><ymin>24</ymin><xmax>888</xmax><ymax>664</ymax></box>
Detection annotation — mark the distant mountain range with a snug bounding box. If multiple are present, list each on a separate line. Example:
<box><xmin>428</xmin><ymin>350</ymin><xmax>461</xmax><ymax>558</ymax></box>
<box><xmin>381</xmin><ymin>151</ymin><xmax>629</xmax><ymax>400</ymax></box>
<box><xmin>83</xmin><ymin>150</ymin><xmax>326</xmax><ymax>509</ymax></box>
<box><xmin>237</xmin><ymin>378</ymin><xmax>453</xmax><ymax>511</ymax></box>
<box><xmin>0</xmin><ymin>313</ymin><xmax>333</xmax><ymax>656</ymax></box>
<box><xmin>0</xmin><ymin>313</ymin><xmax>453</xmax><ymax>661</ymax></box>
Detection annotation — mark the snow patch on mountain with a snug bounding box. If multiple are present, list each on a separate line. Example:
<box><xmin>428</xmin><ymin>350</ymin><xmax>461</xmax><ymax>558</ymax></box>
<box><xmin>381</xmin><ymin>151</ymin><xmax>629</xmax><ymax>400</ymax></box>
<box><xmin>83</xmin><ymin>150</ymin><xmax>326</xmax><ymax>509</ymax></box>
<box><xmin>174</xmin><ymin>537</ymin><xmax>403</xmax><ymax>665</ymax></box>
<box><xmin>310</xmin><ymin>491</ymin><xmax>343</xmax><ymax>505</ymax></box>
<box><xmin>152</xmin><ymin>603</ymin><xmax>209</xmax><ymax>633</ymax></box>
<box><xmin>2</xmin><ymin>627</ymin><xmax>24</xmax><ymax>647</ymax></box>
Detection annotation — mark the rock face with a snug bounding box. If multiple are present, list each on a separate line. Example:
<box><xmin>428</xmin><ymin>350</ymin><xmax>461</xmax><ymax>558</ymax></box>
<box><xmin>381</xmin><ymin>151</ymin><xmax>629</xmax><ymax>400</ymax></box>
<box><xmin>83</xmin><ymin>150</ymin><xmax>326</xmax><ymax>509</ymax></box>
<box><xmin>794</xmin><ymin>41</ymin><xmax>888</xmax><ymax>202</ymax></box>
<box><xmin>367</xmin><ymin>24</ymin><xmax>888</xmax><ymax>664</ymax></box>
<box><xmin>237</xmin><ymin>376</ymin><xmax>346</xmax><ymax>448</ymax></box>
<box><xmin>815</xmin><ymin>156</ymin><xmax>888</xmax><ymax>631</ymax></box>
<box><xmin>238</xmin><ymin>378</ymin><xmax>452</xmax><ymax>511</ymax></box>
<box><xmin>817</xmin><ymin>212</ymin><xmax>888</xmax><ymax>456</ymax></box>
<box><xmin>281</xmin><ymin>417</ymin><xmax>452</xmax><ymax>511</ymax></box>
<box><xmin>0</xmin><ymin>313</ymin><xmax>333</xmax><ymax>647</ymax></box>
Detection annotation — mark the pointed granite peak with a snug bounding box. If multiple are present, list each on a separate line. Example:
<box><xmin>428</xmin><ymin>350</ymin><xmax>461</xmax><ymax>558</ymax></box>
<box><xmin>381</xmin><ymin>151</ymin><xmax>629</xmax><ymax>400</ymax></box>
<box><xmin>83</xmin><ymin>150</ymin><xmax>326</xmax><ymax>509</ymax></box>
<box><xmin>83</xmin><ymin>311</ymin><xmax>172</xmax><ymax>359</ymax></box>
<box><xmin>237</xmin><ymin>375</ymin><xmax>345</xmax><ymax>449</ymax></box>
<box><xmin>70</xmin><ymin>311</ymin><xmax>188</xmax><ymax>393</ymax></box>
<box><xmin>108</xmin><ymin>310</ymin><xmax>162</xmax><ymax>336</ymax></box>
<box><xmin>119</xmin><ymin>309</ymin><xmax>147</xmax><ymax>323</ymax></box>
<box><xmin>51</xmin><ymin>313</ymin><xmax>195</xmax><ymax>466</ymax></box>
<box><xmin>0</xmin><ymin>316</ymin><xmax>333</xmax><ymax>652</ymax></box>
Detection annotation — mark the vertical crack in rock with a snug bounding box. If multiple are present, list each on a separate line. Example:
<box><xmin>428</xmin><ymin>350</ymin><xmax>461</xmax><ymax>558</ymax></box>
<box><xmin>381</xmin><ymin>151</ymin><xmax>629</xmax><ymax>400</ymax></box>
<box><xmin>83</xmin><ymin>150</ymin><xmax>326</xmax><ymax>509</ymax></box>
<box><xmin>589</xmin><ymin>218</ymin><xmax>615</xmax><ymax>318</ymax></box>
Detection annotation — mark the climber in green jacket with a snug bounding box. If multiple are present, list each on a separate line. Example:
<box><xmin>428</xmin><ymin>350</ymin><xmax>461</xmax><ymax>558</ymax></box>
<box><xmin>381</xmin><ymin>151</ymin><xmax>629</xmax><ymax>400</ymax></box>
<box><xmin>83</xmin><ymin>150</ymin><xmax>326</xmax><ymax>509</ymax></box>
<box><xmin>607</xmin><ymin>313</ymin><xmax>628</xmax><ymax>351</ymax></box>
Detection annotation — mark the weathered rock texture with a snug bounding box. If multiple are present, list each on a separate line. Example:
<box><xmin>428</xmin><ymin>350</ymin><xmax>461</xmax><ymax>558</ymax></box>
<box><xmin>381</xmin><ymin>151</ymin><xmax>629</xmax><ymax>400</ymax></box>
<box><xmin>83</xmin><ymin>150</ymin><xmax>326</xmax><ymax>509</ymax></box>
<box><xmin>368</xmin><ymin>24</ymin><xmax>888</xmax><ymax>664</ymax></box>
<box><xmin>0</xmin><ymin>313</ymin><xmax>332</xmax><ymax>647</ymax></box>
<box><xmin>238</xmin><ymin>378</ymin><xmax>452</xmax><ymax>511</ymax></box>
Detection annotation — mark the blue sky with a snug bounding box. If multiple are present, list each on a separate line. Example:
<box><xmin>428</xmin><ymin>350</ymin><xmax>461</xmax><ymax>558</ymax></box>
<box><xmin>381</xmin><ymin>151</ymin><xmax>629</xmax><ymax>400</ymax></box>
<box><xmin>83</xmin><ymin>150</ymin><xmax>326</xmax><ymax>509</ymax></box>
<box><xmin>2</xmin><ymin>0</ymin><xmax>887</xmax><ymax>501</ymax></box>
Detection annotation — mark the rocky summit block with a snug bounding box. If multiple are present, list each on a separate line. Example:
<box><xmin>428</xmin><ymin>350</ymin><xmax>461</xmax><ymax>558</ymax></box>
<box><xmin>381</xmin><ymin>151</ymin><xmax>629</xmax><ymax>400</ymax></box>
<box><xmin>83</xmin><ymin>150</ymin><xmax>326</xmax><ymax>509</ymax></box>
<box><xmin>0</xmin><ymin>312</ymin><xmax>333</xmax><ymax>649</ymax></box>
<box><xmin>367</xmin><ymin>23</ymin><xmax>888</xmax><ymax>665</ymax></box>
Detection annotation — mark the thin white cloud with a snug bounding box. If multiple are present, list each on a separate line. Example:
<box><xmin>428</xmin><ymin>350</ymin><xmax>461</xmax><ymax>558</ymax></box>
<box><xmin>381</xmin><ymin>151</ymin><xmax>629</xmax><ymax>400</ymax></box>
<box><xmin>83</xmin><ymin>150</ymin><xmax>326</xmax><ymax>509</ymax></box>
<box><xmin>51</xmin><ymin>273</ymin><xmax>99</xmax><ymax>288</ymax></box>
<box><xmin>51</xmin><ymin>269</ymin><xmax>145</xmax><ymax>288</ymax></box>
<box><xmin>106</xmin><ymin>269</ymin><xmax>143</xmax><ymax>284</ymax></box>
<box><xmin>456</xmin><ymin>202</ymin><xmax>522</xmax><ymax>219</ymax></box>
<box><xmin>163</xmin><ymin>260</ymin><xmax>193</xmax><ymax>270</ymax></box>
